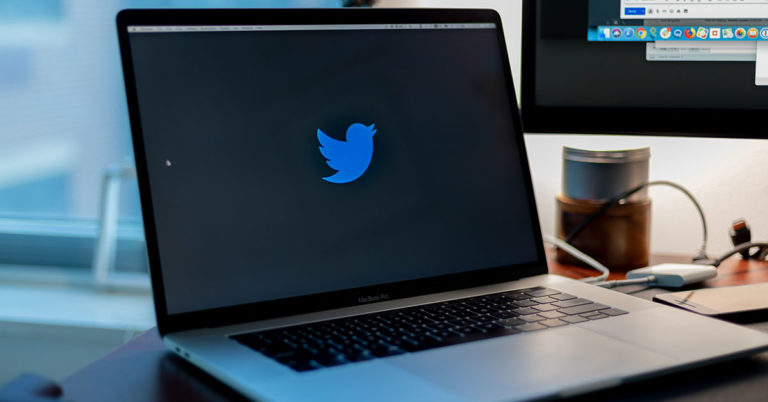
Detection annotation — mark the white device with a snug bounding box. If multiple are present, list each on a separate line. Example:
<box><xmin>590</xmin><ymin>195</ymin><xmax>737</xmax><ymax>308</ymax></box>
<box><xmin>626</xmin><ymin>263</ymin><xmax>718</xmax><ymax>287</ymax></box>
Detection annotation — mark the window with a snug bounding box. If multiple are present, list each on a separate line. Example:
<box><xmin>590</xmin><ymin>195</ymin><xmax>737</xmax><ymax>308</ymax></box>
<box><xmin>0</xmin><ymin>0</ymin><xmax>341</xmax><ymax>287</ymax></box>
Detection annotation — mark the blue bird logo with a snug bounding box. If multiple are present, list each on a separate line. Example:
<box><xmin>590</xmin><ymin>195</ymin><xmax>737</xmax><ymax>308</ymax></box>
<box><xmin>318</xmin><ymin>123</ymin><xmax>377</xmax><ymax>184</ymax></box>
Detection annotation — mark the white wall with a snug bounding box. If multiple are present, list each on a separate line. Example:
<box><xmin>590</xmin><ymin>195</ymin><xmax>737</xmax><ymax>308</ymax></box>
<box><xmin>377</xmin><ymin>0</ymin><xmax>768</xmax><ymax>257</ymax></box>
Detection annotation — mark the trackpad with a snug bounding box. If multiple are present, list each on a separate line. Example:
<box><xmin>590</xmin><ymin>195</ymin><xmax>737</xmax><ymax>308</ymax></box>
<box><xmin>391</xmin><ymin>326</ymin><xmax>674</xmax><ymax>400</ymax></box>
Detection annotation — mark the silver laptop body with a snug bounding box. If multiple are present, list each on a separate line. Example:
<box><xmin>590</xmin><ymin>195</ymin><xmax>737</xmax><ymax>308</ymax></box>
<box><xmin>116</xmin><ymin>8</ymin><xmax>768</xmax><ymax>401</ymax></box>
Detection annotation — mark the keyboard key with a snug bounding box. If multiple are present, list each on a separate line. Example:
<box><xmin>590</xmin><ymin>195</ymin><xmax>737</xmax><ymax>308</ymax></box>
<box><xmin>496</xmin><ymin>317</ymin><xmax>526</xmax><ymax>327</ymax></box>
<box><xmin>511</xmin><ymin>307</ymin><xmax>539</xmax><ymax>316</ymax></box>
<box><xmin>425</xmin><ymin>322</ymin><xmax>453</xmax><ymax>331</ymax></box>
<box><xmin>345</xmin><ymin>349</ymin><xmax>375</xmax><ymax>362</ymax></box>
<box><xmin>562</xmin><ymin>315</ymin><xmax>588</xmax><ymax>324</ymax></box>
<box><xmin>463</xmin><ymin>300</ymin><xmax>487</xmax><ymax>308</ymax></box>
<box><xmin>553</xmin><ymin>298</ymin><xmax>592</xmax><ymax>308</ymax></box>
<box><xmin>532</xmin><ymin>296</ymin><xmax>558</xmax><ymax>304</ymax></box>
<box><xmin>532</xmin><ymin>303</ymin><xmax>559</xmax><ymax>312</ymax></box>
<box><xmin>483</xmin><ymin>296</ymin><xmax>507</xmax><ymax>305</ymax></box>
<box><xmin>263</xmin><ymin>340</ymin><xmax>295</xmax><ymax>356</ymax></box>
<box><xmin>516</xmin><ymin>322</ymin><xmax>547</xmax><ymax>332</ymax></box>
<box><xmin>506</xmin><ymin>293</ymin><xmax>534</xmax><ymax>301</ymax></box>
<box><xmin>513</xmin><ymin>299</ymin><xmax>538</xmax><ymax>308</ymax></box>
<box><xmin>490</xmin><ymin>311</ymin><xmax>518</xmax><ymax>319</ymax></box>
<box><xmin>540</xmin><ymin>319</ymin><xmax>568</xmax><ymax>327</ymax></box>
<box><xmin>583</xmin><ymin>313</ymin><xmax>609</xmax><ymax>321</ymax></box>
<box><xmin>316</xmin><ymin>352</ymin><xmax>349</xmax><ymax>367</ymax></box>
<box><xmin>486</xmin><ymin>325</ymin><xmax>521</xmax><ymax>337</ymax></box>
<box><xmin>447</xmin><ymin>310</ymin><xmax>475</xmax><ymax>319</ymax></box>
<box><xmin>428</xmin><ymin>313</ymin><xmax>453</xmax><ymax>322</ymax></box>
<box><xmin>539</xmin><ymin>310</ymin><xmax>565</xmax><ymax>319</ymax></box>
<box><xmin>430</xmin><ymin>330</ymin><xmax>455</xmax><ymax>340</ymax></box>
<box><xmin>390</xmin><ymin>337</ymin><xmax>424</xmax><ymax>352</ymax></box>
<box><xmin>525</xmin><ymin>288</ymin><xmax>560</xmax><ymax>297</ymax></box>
<box><xmin>558</xmin><ymin>303</ymin><xmax>609</xmax><ymax>316</ymax></box>
<box><xmin>452</xmin><ymin>326</ymin><xmax>486</xmax><ymax>336</ymax></box>
<box><xmin>519</xmin><ymin>314</ymin><xmax>545</xmax><ymax>322</ymax></box>
<box><xmin>472</xmin><ymin>323</ymin><xmax>499</xmax><ymax>332</ymax></box>
<box><xmin>551</xmin><ymin>293</ymin><xmax>576</xmax><ymax>301</ymax></box>
<box><xmin>602</xmin><ymin>308</ymin><xmax>629</xmax><ymax>316</ymax></box>
<box><xmin>468</xmin><ymin>314</ymin><xmax>497</xmax><ymax>324</ymax></box>
<box><xmin>446</xmin><ymin>319</ymin><xmax>474</xmax><ymax>328</ymax></box>
<box><xmin>580</xmin><ymin>311</ymin><xmax>603</xmax><ymax>318</ymax></box>
<box><xmin>501</xmin><ymin>289</ymin><xmax>529</xmax><ymax>297</ymax></box>
<box><xmin>370</xmin><ymin>342</ymin><xmax>406</xmax><ymax>357</ymax></box>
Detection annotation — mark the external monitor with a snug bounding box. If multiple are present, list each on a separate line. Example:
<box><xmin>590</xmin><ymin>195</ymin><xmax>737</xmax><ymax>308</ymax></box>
<box><xmin>521</xmin><ymin>0</ymin><xmax>768</xmax><ymax>138</ymax></box>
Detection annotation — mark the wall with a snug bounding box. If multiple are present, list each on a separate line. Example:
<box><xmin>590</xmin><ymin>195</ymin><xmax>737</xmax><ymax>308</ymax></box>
<box><xmin>378</xmin><ymin>0</ymin><xmax>768</xmax><ymax>257</ymax></box>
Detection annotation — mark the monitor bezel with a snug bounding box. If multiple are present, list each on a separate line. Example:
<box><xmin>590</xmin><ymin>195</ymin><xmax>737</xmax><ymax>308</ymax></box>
<box><xmin>116</xmin><ymin>8</ymin><xmax>549</xmax><ymax>336</ymax></box>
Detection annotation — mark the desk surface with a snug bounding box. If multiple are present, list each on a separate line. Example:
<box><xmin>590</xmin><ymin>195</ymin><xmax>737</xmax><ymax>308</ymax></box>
<box><xmin>61</xmin><ymin>253</ymin><xmax>768</xmax><ymax>401</ymax></box>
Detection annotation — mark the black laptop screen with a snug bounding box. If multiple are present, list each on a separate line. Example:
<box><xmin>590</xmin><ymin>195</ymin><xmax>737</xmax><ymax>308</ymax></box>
<box><xmin>127</xmin><ymin>22</ymin><xmax>540</xmax><ymax>315</ymax></box>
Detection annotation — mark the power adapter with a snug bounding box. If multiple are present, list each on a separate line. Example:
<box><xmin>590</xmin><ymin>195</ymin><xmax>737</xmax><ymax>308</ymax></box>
<box><xmin>625</xmin><ymin>263</ymin><xmax>717</xmax><ymax>287</ymax></box>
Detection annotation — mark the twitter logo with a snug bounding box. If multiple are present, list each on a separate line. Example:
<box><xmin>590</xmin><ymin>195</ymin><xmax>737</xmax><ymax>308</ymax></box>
<box><xmin>318</xmin><ymin>123</ymin><xmax>377</xmax><ymax>184</ymax></box>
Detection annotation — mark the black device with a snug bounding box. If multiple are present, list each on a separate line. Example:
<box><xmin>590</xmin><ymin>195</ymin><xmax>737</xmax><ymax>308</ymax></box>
<box><xmin>730</xmin><ymin>219</ymin><xmax>753</xmax><ymax>259</ymax></box>
<box><xmin>655</xmin><ymin>283</ymin><xmax>768</xmax><ymax>320</ymax></box>
<box><xmin>521</xmin><ymin>0</ymin><xmax>768</xmax><ymax>138</ymax></box>
<box><xmin>117</xmin><ymin>8</ymin><xmax>544</xmax><ymax>334</ymax></box>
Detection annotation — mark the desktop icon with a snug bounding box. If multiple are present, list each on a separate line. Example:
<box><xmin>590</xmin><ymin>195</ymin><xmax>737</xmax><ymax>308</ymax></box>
<box><xmin>748</xmin><ymin>28</ymin><xmax>759</xmax><ymax>39</ymax></box>
<box><xmin>736</xmin><ymin>28</ymin><xmax>747</xmax><ymax>39</ymax></box>
<box><xmin>600</xmin><ymin>27</ymin><xmax>611</xmax><ymax>39</ymax></box>
<box><xmin>673</xmin><ymin>28</ymin><xmax>683</xmax><ymax>38</ymax></box>
<box><xmin>649</xmin><ymin>26</ymin><xmax>657</xmax><ymax>38</ymax></box>
<box><xmin>659</xmin><ymin>27</ymin><xmax>671</xmax><ymax>39</ymax></box>
<box><xmin>696</xmin><ymin>27</ymin><xmax>708</xmax><ymax>39</ymax></box>
<box><xmin>636</xmin><ymin>28</ymin><xmax>647</xmax><ymax>39</ymax></box>
<box><xmin>722</xmin><ymin>28</ymin><xmax>734</xmax><ymax>39</ymax></box>
<box><xmin>684</xmin><ymin>27</ymin><xmax>696</xmax><ymax>39</ymax></box>
<box><xmin>761</xmin><ymin>28</ymin><xmax>768</xmax><ymax>39</ymax></box>
<box><xmin>624</xmin><ymin>27</ymin><xmax>635</xmax><ymax>38</ymax></box>
<box><xmin>318</xmin><ymin>123</ymin><xmax>377</xmax><ymax>184</ymax></box>
<box><xmin>709</xmin><ymin>27</ymin><xmax>721</xmax><ymax>39</ymax></box>
<box><xmin>612</xmin><ymin>28</ymin><xmax>622</xmax><ymax>39</ymax></box>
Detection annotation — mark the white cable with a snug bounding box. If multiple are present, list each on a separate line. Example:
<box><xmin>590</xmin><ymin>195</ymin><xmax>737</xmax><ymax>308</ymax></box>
<box><xmin>596</xmin><ymin>275</ymin><xmax>657</xmax><ymax>289</ymax></box>
<box><xmin>542</xmin><ymin>234</ymin><xmax>610</xmax><ymax>284</ymax></box>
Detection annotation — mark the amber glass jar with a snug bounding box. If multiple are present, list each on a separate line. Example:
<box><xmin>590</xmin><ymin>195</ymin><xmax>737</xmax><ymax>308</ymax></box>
<box><xmin>556</xmin><ymin>195</ymin><xmax>651</xmax><ymax>270</ymax></box>
<box><xmin>556</xmin><ymin>147</ymin><xmax>651</xmax><ymax>271</ymax></box>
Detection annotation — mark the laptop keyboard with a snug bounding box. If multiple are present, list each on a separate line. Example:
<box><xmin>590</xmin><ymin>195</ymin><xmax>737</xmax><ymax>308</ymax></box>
<box><xmin>231</xmin><ymin>286</ymin><xmax>627</xmax><ymax>372</ymax></box>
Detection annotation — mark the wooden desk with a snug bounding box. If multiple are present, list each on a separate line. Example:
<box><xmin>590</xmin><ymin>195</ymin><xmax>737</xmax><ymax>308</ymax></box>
<box><xmin>61</xmin><ymin>254</ymin><xmax>768</xmax><ymax>401</ymax></box>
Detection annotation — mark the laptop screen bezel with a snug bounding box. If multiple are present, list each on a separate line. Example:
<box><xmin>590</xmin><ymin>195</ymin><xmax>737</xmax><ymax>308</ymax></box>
<box><xmin>116</xmin><ymin>8</ymin><xmax>548</xmax><ymax>336</ymax></box>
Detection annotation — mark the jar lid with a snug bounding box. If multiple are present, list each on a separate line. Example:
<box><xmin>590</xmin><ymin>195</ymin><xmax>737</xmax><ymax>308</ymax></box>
<box><xmin>564</xmin><ymin>147</ymin><xmax>650</xmax><ymax>164</ymax></box>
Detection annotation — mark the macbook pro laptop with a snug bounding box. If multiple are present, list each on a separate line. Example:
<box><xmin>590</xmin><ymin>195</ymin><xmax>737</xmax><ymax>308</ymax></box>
<box><xmin>117</xmin><ymin>8</ymin><xmax>768</xmax><ymax>401</ymax></box>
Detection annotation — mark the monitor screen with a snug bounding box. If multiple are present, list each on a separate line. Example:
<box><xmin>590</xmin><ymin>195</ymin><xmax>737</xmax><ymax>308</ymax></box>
<box><xmin>521</xmin><ymin>0</ymin><xmax>768</xmax><ymax>138</ymax></box>
<box><xmin>124</xmin><ymin>20</ymin><xmax>541</xmax><ymax>315</ymax></box>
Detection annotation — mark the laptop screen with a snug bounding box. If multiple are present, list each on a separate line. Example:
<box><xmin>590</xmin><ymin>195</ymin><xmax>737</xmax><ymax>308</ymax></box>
<box><xmin>126</xmin><ymin>20</ymin><xmax>540</xmax><ymax>315</ymax></box>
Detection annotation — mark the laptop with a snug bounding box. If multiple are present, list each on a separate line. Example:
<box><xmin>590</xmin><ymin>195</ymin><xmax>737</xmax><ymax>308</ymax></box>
<box><xmin>116</xmin><ymin>8</ymin><xmax>768</xmax><ymax>401</ymax></box>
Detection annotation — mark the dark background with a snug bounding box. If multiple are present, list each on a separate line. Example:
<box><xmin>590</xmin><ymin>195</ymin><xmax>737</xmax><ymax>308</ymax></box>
<box><xmin>129</xmin><ymin>27</ymin><xmax>539</xmax><ymax>314</ymax></box>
